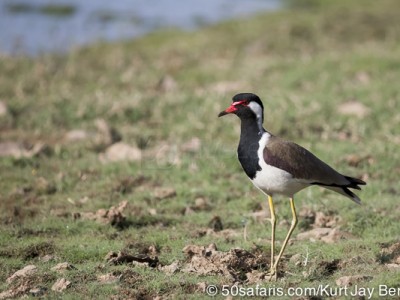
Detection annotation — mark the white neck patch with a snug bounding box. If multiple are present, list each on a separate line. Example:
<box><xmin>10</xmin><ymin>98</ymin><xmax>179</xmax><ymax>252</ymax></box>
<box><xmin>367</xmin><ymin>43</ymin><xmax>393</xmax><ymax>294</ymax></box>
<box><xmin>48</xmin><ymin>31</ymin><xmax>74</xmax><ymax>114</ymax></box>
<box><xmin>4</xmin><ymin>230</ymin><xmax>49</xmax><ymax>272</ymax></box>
<box><xmin>248</xmin><ymin>101</ymin><xmax>264</xmax><ymax>134</ymax></box>
<box><xmin>248</xmin><ymin>101</ymin><xmax>263</xmax><ymax>121</ymax></box>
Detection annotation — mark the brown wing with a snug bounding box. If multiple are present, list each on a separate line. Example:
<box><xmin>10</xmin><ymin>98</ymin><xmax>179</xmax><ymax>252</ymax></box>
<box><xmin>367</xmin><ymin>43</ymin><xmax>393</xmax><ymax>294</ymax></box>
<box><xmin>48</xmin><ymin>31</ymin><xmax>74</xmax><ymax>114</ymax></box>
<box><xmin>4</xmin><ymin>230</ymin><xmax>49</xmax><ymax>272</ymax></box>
<box><xmin>263</xmin><ymin>135</ymin><xmax>348</xmax><ymax>185</ymax></box>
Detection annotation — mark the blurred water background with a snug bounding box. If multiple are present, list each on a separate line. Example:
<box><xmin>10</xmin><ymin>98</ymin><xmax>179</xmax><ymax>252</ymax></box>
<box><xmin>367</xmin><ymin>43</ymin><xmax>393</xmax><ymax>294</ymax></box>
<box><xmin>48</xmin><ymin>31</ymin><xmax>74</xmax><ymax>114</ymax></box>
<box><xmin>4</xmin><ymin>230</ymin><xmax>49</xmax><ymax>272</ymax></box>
<box><xmin>0</xmin><ymin>0</ymin><xmax>280</xmax><ymax>56</ymax></box>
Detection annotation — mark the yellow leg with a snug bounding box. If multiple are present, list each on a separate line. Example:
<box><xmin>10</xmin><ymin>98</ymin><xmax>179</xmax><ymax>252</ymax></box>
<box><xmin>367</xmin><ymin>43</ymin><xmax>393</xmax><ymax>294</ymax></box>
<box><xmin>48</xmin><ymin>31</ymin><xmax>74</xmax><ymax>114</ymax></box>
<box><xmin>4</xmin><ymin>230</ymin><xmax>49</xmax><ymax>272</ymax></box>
<box><xmin>267</xmin><ymin>195</ymin><xmax>276</xmax><ymax>279</ymax></box>
<box><xmin>273</xmin><ymin>197</ymin><xmax>298</xmax><ymax>272</ymax></box>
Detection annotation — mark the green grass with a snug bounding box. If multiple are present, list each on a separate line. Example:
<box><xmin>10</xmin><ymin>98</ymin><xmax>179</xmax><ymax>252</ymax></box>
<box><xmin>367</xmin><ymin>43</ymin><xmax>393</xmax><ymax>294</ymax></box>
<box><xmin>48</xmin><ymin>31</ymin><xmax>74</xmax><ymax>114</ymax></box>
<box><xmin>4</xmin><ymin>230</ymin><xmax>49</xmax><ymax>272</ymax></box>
<box><xmin>1</xmin><ymin>0</ymin><xmax>400</xmax><ymax>298</ymax></box>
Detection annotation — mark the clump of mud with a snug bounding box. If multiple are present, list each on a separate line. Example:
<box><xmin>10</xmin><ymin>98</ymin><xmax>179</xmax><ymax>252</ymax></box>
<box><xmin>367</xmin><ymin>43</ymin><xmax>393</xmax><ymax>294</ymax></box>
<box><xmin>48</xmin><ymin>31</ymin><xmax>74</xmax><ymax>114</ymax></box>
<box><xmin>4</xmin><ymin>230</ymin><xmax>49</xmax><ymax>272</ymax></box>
<box><xmin>378</xmin><ymin>241</ymin><xmax>400</xmax><ymax>269</ymax></box>
<box><xmin>105</xmin><ymin>242</ymin><xmax>271</xmax><ymax>284</ymax></box>
<box><xmin>74</xmin><ymin>200</ymin><xmax>128</xmax><ymax>228</ymax></box>
<box><xmin>178</xmin><ymin>244</ymin><xmax>270</xmax><ymax>283</ymax></box>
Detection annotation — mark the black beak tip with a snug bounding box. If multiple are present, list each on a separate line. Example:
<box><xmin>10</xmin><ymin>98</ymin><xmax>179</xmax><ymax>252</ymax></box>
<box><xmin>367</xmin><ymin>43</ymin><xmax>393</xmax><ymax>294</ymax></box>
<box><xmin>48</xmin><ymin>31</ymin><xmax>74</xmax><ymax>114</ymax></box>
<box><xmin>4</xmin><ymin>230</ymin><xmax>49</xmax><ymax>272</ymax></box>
<box><xmin>218</xmin><ymin>111</ymin><xmax>228</xmax><ymax>117</ymax></box>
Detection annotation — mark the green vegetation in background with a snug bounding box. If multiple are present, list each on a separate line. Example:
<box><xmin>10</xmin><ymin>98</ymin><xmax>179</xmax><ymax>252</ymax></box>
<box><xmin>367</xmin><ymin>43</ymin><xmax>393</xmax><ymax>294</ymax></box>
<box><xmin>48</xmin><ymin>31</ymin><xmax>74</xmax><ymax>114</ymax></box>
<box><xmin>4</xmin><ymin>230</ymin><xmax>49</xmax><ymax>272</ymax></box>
<box><xmin>1</xmin><ymin>0</ymin><xmax>400</xmax><ymax>298</ymax></box>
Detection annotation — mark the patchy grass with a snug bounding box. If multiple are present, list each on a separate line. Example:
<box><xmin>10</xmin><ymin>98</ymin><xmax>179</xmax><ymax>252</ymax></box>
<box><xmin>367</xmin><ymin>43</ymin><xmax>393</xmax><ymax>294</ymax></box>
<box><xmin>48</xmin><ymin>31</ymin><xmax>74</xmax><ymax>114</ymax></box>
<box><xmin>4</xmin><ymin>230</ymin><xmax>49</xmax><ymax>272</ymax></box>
<box><xmin>1</xmin><ymin>0</ymin><xmax>400</xmax><ymax>298</ymax></box>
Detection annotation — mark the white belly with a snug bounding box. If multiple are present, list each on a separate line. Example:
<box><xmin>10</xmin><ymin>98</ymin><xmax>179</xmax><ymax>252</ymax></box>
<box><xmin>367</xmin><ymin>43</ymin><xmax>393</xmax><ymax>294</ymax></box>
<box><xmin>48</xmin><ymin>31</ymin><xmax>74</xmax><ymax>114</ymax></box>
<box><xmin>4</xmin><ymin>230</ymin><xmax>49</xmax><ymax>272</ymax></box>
<box><xmin>251</xmin><ymin>166</ymin><xmax>306</xmax><ymax>196</ymax></box>
<box><xmin>252</xmin><ymin>133</ymin><xmax>307</xmax><ymax>197</ymax></box>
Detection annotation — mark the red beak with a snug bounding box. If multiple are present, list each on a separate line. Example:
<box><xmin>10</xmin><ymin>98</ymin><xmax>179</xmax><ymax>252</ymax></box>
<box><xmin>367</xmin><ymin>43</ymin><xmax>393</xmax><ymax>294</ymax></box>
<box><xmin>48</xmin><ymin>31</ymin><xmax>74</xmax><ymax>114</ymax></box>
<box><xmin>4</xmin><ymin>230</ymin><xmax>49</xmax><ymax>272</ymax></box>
<box><xmin>218</xmin><ymin>104</ymin><xmax>237</xmax><ymax>117</ymax></box>
<box><xmin>218</xmin><ymin>100</ymin><xmax>248</xmax><ymax>117</ymax></box>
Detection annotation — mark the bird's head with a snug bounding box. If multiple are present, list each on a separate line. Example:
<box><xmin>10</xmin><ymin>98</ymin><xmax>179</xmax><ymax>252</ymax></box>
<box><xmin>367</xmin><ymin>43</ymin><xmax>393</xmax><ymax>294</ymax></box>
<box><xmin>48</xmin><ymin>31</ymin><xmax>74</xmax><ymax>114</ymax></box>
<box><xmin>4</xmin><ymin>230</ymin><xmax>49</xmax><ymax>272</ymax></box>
<box><xmin>218</xmin><ymin>93</ymin><xmax>264</xmax><ymax>121</ymax></box>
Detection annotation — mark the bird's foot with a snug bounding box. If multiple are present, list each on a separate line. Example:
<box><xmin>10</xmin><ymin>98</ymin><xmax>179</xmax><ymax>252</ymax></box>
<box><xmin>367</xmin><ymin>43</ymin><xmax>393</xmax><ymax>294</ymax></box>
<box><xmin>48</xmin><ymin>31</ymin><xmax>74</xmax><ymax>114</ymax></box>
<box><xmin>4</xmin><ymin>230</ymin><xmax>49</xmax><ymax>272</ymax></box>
<box><xmin>265</xmin><ymin>268</ymin><xmax>277</xmax><ymax>281</ymax></box>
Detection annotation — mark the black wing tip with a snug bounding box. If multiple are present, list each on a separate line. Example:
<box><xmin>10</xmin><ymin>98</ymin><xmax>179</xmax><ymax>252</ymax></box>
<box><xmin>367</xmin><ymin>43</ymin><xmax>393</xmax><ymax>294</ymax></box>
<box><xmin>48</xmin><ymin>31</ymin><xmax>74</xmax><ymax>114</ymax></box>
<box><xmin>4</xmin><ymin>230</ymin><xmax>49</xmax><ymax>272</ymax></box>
<box><xmin>310</xmin><ymin>182</ymin><xmax>363</xmax><ymax>204</ymax></box>
<box><xmin>345</xmin><ymin>175</ymin><xmax>366</xmax><ymax>185</ymax></box>
<box><xmin>342</xmin><ymin>187</ymin><xmax>362</xmax><ymax>205</ymax></box>
<box><xmin>344</xmin><ymin>176</ymin><xmax>366</xmax><ymax>190</ymax></box>
<box><xmin>311</xmin><ymin>176</ymin><xmax>365</xmax><ymax>204</ymax></box>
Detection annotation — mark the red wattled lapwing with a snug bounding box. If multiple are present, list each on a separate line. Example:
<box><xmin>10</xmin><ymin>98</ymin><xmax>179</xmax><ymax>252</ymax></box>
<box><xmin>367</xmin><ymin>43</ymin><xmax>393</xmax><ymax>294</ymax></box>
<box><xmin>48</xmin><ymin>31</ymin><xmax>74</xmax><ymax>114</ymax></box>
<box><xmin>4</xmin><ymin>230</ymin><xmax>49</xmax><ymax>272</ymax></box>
<box><xmin>218</xmin><ymin>93</ymin><xmax>366</xmax><ymax>280</ymax></box>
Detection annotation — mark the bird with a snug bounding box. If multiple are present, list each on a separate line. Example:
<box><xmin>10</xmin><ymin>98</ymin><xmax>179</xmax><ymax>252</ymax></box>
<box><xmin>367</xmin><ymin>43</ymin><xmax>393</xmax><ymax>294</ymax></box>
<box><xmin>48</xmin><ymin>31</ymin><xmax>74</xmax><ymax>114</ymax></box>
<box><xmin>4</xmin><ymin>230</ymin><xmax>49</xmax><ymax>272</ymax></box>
<box><xmin>218</xmin><ymin>93</ymin><xmax>366</xmax><ymax>280</ymax></box>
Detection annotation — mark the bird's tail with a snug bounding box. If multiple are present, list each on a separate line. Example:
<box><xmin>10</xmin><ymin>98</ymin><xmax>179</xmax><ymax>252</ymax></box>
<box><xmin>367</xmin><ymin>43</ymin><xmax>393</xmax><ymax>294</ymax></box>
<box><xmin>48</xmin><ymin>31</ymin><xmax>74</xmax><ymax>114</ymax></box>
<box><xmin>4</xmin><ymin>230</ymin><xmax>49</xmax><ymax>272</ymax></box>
<box><xmin>325</xmin><ymin>176</ymin><xmax>366</xmax><ymax>205</ymax></box>
<box><xmin>344</xmin><ymin>176</ymin><xmax>366</xmax><ymax>190</ymax></box>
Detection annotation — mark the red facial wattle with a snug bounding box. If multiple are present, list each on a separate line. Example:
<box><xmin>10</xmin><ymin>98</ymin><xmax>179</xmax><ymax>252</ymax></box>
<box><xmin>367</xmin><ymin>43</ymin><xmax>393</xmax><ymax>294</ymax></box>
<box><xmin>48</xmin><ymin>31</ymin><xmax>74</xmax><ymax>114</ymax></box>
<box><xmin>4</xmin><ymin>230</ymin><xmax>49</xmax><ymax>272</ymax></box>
<box><xmin>218</xmin><ymin>100</ymin><xmax>248</xmax><ymax>117</ymax></box>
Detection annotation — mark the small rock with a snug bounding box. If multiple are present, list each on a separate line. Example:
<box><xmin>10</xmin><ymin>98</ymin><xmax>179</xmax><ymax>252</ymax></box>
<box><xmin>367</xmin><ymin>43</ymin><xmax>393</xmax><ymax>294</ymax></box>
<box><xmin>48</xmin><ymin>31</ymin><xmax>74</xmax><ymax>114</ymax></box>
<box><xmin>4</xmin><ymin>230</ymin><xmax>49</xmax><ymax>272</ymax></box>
<box><xmin>355</xmin><ymin>71</ymin><xmax>370</xmax><ymax>84</ymax></box>
<box><xmin>246</xmin><ymin>270</ymin><xmax>267</xmax><ymax>284</ymax></box>
<box><xmin>0</xmin><ymin>142</ymin><xmax>29</xmax><ymax>158</ymax></box>
<box><xmin>51</xmin><ymin>262</ymin><xmax>76</xmax><ymax>272</ymax></box>
<box><xmin>296</xmin><ymin>228</ymin><xmax>354</xmax><ymax>244</ymax></box>
<box><xmin>94</xmin><ymin>118</ymin><xmax>121</xmax><ymax>148</ymax></box>
<box><xmin>105</xmin><ymin>251</ymin><xmax>118</xmax><ymax>261</ymax></box>
<box><xmin>0</xmin><ymin>282</ymin><xmax>37</xmax><ymax>299</ymax></box>
<box><xmin>184</xmin><ymin>197</ymin><xmax>211</xmax><ymax>214</ymax></box>
<box><xmin>113</xmin><ymin>175</ymin><xmax>149</xmax><ymax>194</ymax></box>
<box><xmin>289</xmin><ymin>253</ymin><xmax>303</xmax><ymax>266</ymax></box>
<box><xmin>249</xmin><ymin>210</ymin><xmax>268</xmax><ymax>223</ymax></box>
<box><xmin>206</xmin><ymin>243</ymin><xmax>218</xmax><ymax>252</ymax></box>
<box><xmin>97</xmin><ymin>273</ymin><xmax>121</xmax><ymax>284</ymax></box>
<box><xmin>181</xmin><ymin>137</ymin><xmax>201</xmax><ymax>153</ymax></box>
<box><xmin>278</xmin><ymin>219</ymin><xmax>292</xmax><ymax>228</ymax></box>
<box><xmin>99</xmin><ymin>142</ymin><xmax>141</xmax><ymax>163</ymax></box>
<box><xmin>0</xmin><ymin>141</ymin><xmax>51</xmax><ymax>158</ymax></box>
<box><xmin>51</xmin><ymin>278</ymin><xmax>71</xmax><ymax>292</ymax></box>
<box><xmin>314</xmin><ymin>211</ymin><xmax>341</xmax><ymax>228</ymax></box>
<box><xmin>29</xmin><ymin>287</ymin><xmax>47</xmax><ymax>297</ymax></box>
<box><xmin>209</xmin><ymin>229</ymin><xmax>239</xmax><ymax>239</ymax></box>
<box><xmin>52</xmin><ymin>209</ymin><xmax>70</xmax><ymax>218</ymax></box>
<box><xmin>65</xmin><ymin>120</ymin><xmax>121</xmax><ymax>147</ymax></box>
<box><xmin>0</xmin><ymin>101</ymin><xmax>8</xmax><ymax>116</ymax></box>
<box><xmin>208</xmin><ymin>216</ymin><xmax>223</xmax><ymax>232</ymax></box>
<box><xmin>64</xmin><ymin>129</ymin><xmax>89</xmax><ymax>142</ymax></box>
<box><xmin>380</xmin><ymin>242</ymin><xmax>400</xmax><ymax>265</ymax></box>
<box><xmin>337</xmin><ymin>100</ymin><xmax>370</xmax><ymax>118</ymax></box>
<box><xmin>314</xmin><ymin>259</ymin><xmax>340</xmax><ymax>277</ymax></box>
<box><xmin>153</xmin><ymin>187</ymin><xmax>176</xmax><ymax>199</ymax></box>
<box><xmin>157</xmin><ymin>75</ymin><xmax>177</xmax><ymax>92</ymax></box>
<box><xmin>0</xmin><ymin>289</ymin><xmax>14</xmax><ymax>299</ymax></box>
<box><xmin>336</xmin><ymin>275</ymin><xmax>372</xmax><ymax>286</ymax></box>
<box><xmin>105</xmin><ymin>251</ymin><xmax>159</xmax><ymax>267</ymax></box>
<box><xmin>146</xmin><ymin>142</ymin><xmax>181</xmax><ymax>166</ymax></box>
<box><xmin>148</xmin><ymin>208</ymin><xmax>157</xmax><ymax>215</ymax></box>
<box><xmin>148</xmin><ymin>245</ymin><xmax>158</xmax><ymax>256</ymax></box>
<box><xmin>159</xmin><ymin>261</ymin><xmax>180</xmax><ymax>275</ymax></box>
<box><xmin>381</xmin><ymin>242</ymin><xmax>400</xmax><ymax>257</ymax></box>
<box><xmin>303</xmin><ymin>228</ymin><xmax>331</xmax><ymax>242</ymax></box>
<box><xmin>7</xmin><ymin>265</ymin><xmax>37</xmax><ymax>284</ymax></box>
<box><xmin>321</xmin><ymin>228</ymin><xmax>355</xmax><ymax>244</ymax></box>
<box><xmin>338</xmin><ymin>256</ymin><xmax>364</xmax><ymax>268</ymax></box>
<box><xmin>299</xmin><ymin>207</ymin><xmax>315</xmax><ymax>219</ymax></box>
<box><xmin>40</xmin><ymin>255</ymin><xmax>56</xmax><ymax>262</ymax></box>
<box><xmin>194</xmin><ymin>197</ymin><xmax>210</xmax><ymax>210</ymax></box>
<box><xmin>35</xmin><ymin>177</ymin><xmax>56</xmax><ymax>195</ymax></box>
<box><xmin>77</xmin><ymin>201</ymin><xmax>128</xmax><ymax>227</ymax></box>
<box><xmin>192</xmin><ymin>228</ymin><xmax>239</xmax><ymax>239</ymax></box>
<box><xmin>386</xmin><ymin>264</ymin><xmax>400</xmax><ymax>270</ymax></box>
<box><xmin>78</xmin><ymin>196</ymin><xmax>89</xmax><ymax>204</ymax></box>
<box><xmin>196</xmin><ymin>282</ymin><xmax>207</xmax><ymax>293</ymax></box>
<box><xmin>183</xmin><ymin>245</ymin><xmax>206</xmax><ymax>256</ymax></box>
<box><xmin>188</xmin><ymin>162</ymin><xmax>199</xmax><ymax>172</ymax></box>
<box><xmin>183</xmin><ymin>206</ymin><xmax>195</xmax><ymax>215</ymax></box>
